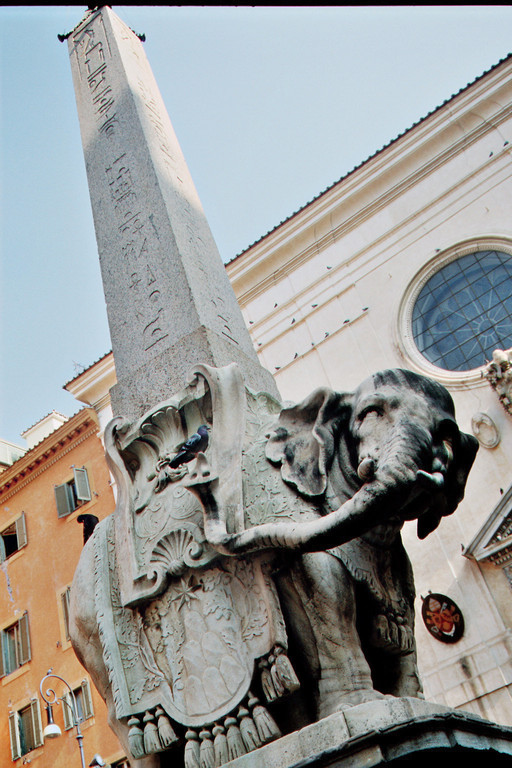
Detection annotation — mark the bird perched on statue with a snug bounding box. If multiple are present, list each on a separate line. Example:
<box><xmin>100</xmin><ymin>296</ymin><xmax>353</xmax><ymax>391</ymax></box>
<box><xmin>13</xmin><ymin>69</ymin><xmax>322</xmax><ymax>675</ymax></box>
<box><xmin>169</xmin><ymin>425</ymin><xmax>209</xmax><ymax>468</ymax></box>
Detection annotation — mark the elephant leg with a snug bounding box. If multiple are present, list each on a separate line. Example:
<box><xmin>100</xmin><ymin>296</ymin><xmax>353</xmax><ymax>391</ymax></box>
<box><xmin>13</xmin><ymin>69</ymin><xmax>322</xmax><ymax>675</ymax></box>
<box><xmin>383</xmin><ymin>651</ymin><xmax>423</xmax><ymax>699</ymax></box>
<box><xmin>276</xmin><ymin>551</ymin><xmax>384</xmax><ymax>719</ymax></box>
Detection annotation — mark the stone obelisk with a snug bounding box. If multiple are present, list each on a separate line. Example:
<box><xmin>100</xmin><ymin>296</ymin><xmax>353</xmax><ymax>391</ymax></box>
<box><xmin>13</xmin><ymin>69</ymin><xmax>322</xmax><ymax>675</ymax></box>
<box><xmin>67</xmin><ymin>7</ymin><xmax>278</xmax><ymax>420</ymax></box>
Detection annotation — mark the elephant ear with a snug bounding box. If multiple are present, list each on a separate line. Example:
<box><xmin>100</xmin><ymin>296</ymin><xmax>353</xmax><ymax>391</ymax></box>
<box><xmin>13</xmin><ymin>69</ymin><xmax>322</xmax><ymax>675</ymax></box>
<box><xmin>417</xmin><ymin>429</ymin><xmax>479</xmax><ymax>540</ymax></box>
<box><xmin>265</xmin><ymin>388</ymin><xmax>353</xmax><ymax>497</ymax></box>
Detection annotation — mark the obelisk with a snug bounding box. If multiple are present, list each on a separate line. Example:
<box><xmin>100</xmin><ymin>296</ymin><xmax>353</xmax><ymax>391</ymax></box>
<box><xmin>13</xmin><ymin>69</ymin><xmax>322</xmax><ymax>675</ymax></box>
<box><xmin>67</xmin><ymin>7</ymin><xmax>278</xmax><ymax>420</ymax></box>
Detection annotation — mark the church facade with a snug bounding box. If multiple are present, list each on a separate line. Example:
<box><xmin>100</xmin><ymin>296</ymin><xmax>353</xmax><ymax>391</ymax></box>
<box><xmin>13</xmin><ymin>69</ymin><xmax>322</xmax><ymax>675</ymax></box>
<box><xmin>224</xmin><ymin>53</ymin><xmax>512</xmax><ymax>725</ymax></box>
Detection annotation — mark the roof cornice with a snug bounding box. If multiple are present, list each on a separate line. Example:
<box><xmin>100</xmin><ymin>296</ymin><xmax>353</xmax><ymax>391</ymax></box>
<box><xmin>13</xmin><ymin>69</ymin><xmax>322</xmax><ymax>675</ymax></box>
<box><xmin>227</xmin><ymin>54</ymin><xmax>512</xmax><ymax>299</ymax></box>
<box><xmin>0</xmin><ymin>409</ymin><xmax>98</xmax><ymax>497</ymax></box>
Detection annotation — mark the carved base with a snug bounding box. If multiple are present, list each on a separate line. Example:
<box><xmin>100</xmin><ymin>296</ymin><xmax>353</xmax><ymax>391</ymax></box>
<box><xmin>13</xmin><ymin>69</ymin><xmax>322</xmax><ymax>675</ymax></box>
<box><xmin>224</xmin><ymin>698</ymin><xmax>512</xmax><ymax>767</ymax></box>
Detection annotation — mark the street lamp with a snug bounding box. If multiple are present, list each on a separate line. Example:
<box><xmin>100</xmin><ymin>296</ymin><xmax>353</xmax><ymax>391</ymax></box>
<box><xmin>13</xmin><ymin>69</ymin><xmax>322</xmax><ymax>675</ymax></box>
<box><xmin>39</xmin><ymin>671</ymin><xmax>98</xmax><ymax>768</ymax></box>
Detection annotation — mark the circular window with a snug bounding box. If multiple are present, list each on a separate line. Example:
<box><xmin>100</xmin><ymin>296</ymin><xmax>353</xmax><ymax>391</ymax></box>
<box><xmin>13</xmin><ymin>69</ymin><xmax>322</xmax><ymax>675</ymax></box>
<box><xmin>412</xmin><ymin>250</ymin><xmax>512</xmax><ymax>372</ymax></box>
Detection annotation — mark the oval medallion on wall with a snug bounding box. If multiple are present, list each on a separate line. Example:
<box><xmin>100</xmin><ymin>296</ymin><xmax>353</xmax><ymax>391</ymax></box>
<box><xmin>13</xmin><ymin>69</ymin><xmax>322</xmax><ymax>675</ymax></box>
<box><xmin>421</xmin><ymin>593</ymin><xmax>464</xmax><ymax>643</ymax></box>
<box><xmin>471</xmin><ymin>412</ymin><xmax>500</xmax><ymax>449</ymax></box>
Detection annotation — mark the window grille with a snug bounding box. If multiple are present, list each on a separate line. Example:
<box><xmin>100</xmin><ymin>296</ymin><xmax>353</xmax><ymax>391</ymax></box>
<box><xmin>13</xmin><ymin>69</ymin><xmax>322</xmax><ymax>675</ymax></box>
<box><xmin>412</xmin><ymin>250</ymin><xmax>512</xmax><ymax>371</ymax></box>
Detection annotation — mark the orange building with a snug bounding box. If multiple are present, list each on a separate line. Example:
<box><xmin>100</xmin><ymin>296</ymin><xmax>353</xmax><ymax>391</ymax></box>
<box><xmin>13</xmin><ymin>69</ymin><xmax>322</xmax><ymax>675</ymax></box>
<box><xmin>0</xmin><ymin>408</ymin><xmax>128</xmax><ymax>767</ymax></box>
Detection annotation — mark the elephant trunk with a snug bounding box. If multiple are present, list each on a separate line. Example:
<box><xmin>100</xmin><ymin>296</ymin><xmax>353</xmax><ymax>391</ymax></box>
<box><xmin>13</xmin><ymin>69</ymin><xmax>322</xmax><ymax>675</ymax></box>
<box><xmin>204</xmin><ymin>424</ymin><xmax>438</xmax><ymax>556</ymax></box>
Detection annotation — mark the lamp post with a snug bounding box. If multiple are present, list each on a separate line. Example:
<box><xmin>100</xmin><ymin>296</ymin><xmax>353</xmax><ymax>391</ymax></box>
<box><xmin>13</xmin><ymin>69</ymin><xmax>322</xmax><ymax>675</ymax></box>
<box><xmin>39</xmin><ymin>671</ymin><xmax>87</xmax><ymax>768</ymax></box>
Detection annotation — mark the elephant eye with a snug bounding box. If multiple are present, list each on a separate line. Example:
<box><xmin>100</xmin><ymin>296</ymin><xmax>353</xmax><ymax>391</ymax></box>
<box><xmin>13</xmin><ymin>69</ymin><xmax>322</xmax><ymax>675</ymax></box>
<box><xmin>358</xmin><ymin>405</ymin><xmax>383</xmax><ymax>421</ymax></box>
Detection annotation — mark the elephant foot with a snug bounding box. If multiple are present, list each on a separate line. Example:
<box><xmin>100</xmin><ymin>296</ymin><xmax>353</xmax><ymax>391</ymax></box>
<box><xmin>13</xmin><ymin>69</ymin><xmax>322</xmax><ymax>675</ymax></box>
<box><xmin>318</xmin><ymin>687</ymin><xmax>386</xmax><ymax>718</ymax></box>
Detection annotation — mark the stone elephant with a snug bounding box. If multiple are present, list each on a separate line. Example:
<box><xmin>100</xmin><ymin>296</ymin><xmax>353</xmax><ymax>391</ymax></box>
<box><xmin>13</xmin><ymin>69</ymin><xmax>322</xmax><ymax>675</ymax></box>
<box><xmin>69</xmin><ymin>367</ymin><xmax>478</xmax><ymax>765</ymax></box>
<box><xmin>201</xmin><ymin>368</ymin><xmax>479</xmax><ymax>720</ymax></box>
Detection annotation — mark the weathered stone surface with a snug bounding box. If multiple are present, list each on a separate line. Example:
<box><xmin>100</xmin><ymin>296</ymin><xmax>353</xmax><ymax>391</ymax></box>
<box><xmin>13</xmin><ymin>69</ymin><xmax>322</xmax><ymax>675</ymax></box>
<box><xmin>68</xmin><ymin>7</ymin><xmax>277</xmax><ymax>420</ymax></box>
<box><xmin>69</xmin><ymin>365</ymin><xmax>480</xmax><ymax>766</ymax></box>
<box><xmin>226</xmin><ymin>699</ymin><xmax>512</xmax><ymax>768</ymax></box>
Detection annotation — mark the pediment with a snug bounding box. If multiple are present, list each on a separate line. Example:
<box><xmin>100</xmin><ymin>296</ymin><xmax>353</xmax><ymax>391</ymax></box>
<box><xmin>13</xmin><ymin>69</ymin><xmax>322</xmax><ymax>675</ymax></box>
<box><xmin>463</xmin><ymin>484</ymin><xmax>512</xmax><ymax>566</ymax></box>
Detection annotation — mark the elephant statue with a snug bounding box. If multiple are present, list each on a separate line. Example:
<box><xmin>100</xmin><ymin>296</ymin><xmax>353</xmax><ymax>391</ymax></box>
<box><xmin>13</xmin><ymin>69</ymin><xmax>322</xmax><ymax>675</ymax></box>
<box><xmin>69</xmin><ymin>366</ymin><xmax>478</xmax><ymax>766</ymax></box>
<box><xmin>197</xmin><ymin>368</ymin><xmax>479</xmax><ymax>719</ymax></box>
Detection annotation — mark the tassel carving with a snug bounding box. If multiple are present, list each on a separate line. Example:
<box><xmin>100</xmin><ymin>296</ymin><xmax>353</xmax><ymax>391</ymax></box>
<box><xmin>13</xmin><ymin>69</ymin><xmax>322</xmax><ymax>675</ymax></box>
<box><xmin>238</xmin><ymin>705</ymin><xmax>262</xmax><ymax>751</ymax></box>
<box><xmin>259</xmin><ymin>657</ymin><xmax>278</xmax><ymax>702</ymax></box>
<box><xmin>212</xmin><ymin>724</ymin><xmax>228</xmax><ymax>767</ymax></box>
<box><xmin>200</xmin><ymin>729</ymin><xmax>215</xmax><ymax>768</ymax></box>
<box><xmin>128</xmin><ymin>715</ymin><xmax>145</xmax><ymax>759</ymax></box>
<box><xmin>184</xmin><ymin>729</ymin><xmax>201</xmax><ymax>768</ymax></box>
<box><xmin>248</xmin><ymin>694</ymin><xmax>281</xmax><ymax>744</ymax></box>
<box><xmin>155</xmin><ymin>705</ymin><xmax>178</xmax><ymax>749</ymax></box>
<box><xmin>143</xmin><ymin>710</ymin><xmax>162</xmax><ymax>754</ymax></box>
<box><xmin>225</xmin><ymin>716</ymin><xmax>246</xmax><ymax>760</ymax></box>
<box><xmin>273</xmin><ymin>647</ymin><xmax>300</xmax><ymax>695</ymax></box>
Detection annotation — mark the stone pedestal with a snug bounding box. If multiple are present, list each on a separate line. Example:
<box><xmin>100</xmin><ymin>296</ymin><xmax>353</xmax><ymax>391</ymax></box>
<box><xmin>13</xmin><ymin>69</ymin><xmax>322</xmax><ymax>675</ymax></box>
<box><xmin>230</xmin><ymin>699</ymin><xmax>512</xmax><ymax>768</ymax></box>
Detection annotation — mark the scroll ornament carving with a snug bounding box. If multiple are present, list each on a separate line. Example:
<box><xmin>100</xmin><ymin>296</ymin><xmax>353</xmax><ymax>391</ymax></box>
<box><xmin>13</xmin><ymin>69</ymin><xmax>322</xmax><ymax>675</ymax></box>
<box><xmin>485</xmin><ymin>348</ymin><xmax>512</xmax><ymax>416</ymax></box>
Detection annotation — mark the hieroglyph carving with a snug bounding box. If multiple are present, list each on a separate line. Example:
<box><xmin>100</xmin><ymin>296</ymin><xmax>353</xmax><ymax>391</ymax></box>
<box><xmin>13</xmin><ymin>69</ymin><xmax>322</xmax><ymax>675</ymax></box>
<box><xmin>70</xmin><ymin>365</ymin><xmax>477</xmax><ymax>767</ymax></box>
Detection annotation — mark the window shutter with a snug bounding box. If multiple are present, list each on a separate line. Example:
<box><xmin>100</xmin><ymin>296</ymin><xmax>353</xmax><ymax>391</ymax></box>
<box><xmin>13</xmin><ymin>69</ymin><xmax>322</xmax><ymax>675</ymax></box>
<box><xmin>62</xmin><ymin>692</ymin><xmax>73</xmax><ymax>731</ymax></box>
<box><xmin>16</xmin><ymin>512</ymin><xmax>27</xmax><ymax>549</ymax></box>
<box><xmin>8</xmin><ymin>711</ymin><xmax>21</xmax><ymax>760</ymax></box>
<box><xmin>18</xmin><ymin>613</ymin><xmax>31</xmax><ymax>665</ymax></box>
<box><xmin>0</xmin><ymin>535</ymin><xmax>5</xmax><ymax>563</ymax></box>
<box><xmin>30</xmin><ymin>699</ymin><xmax>43</xmax><ymax>748</ymax></box>
<box><xmin>81</xmin><ymin>679</ymin><xmax>94</xmax><ymax>719</ymax></box>
<box><xmin>62</xmin><ymin>587</ymin><xmax>71</xmax><ymax>641</ymax></box>
<box><xmin>74</xmin><ymin>467</ymin><xmax>91</xmax><ymax>502</ymax></box>
<box><xmin>55</xmin><ymin>483</ymin><xmax>74</xmax><ymax>517</ymax></box>
<box><xmin>0</xmin><ymin>631</ymin><xmax>5</xmax><ymax>678</ymax></box>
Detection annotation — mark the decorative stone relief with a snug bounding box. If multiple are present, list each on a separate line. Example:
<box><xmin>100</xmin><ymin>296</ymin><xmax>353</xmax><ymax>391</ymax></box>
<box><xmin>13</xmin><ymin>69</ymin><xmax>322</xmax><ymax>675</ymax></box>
<box><xmin>471</xmin><ymin>412</ymin><xmax>501</xmax><ymax>448</ymax></box>
<box><xmin>484</xmin><ymin>348</ymin><xmax>512</xmax><ymax>416</ymax></box>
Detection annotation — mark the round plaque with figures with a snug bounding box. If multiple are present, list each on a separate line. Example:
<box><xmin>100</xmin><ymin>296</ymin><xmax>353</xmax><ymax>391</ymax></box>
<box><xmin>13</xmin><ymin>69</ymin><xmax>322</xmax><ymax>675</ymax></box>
<box><xmin>421</xmin><ymin>593</ymin><xmax>464</xmax><ymax>643</ymax></box>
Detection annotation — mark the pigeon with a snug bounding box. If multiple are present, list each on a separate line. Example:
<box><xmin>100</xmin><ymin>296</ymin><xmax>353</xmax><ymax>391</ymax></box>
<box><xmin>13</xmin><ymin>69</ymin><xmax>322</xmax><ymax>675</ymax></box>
<box><xmin>169</xmin><ymin>425</ymin><xmax>209</xmax><ymax>468</ymax></box>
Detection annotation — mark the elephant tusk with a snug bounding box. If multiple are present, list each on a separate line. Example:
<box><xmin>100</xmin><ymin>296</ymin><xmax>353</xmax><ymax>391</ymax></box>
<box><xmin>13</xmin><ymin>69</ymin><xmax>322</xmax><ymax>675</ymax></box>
<box><xmin>357</xmin><ymin>456</ymin><xmax>376</xmax><ymax>481</ymax></box>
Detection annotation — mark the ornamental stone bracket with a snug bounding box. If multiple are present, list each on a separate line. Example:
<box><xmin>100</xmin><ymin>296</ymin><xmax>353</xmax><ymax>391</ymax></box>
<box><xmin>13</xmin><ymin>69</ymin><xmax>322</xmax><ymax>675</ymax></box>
<box><xmin>463</xmin><ymin>483</ymin><xmax>512</xmax><ymax>572</ymax></box>
<box><xmin>484</xmin><ymin>348</ymin><xmax>512</xmax><ymax>416</ymax></box>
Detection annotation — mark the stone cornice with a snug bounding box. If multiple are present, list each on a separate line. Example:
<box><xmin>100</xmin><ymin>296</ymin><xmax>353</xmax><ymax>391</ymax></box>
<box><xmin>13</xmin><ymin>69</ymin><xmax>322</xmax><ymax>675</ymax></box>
<box><xmin>228</xmin><ymin>60</ymin><xmax>512</xmax><ymax>304</ymax></box>
<box><xmin>64</xmin><ymin>352</ymin><xmax>116</xmax><ymax>406</ymax></box>
<box><xmin>0</xmin><ymin>409</ymin><xmax>98</xmax><ymax>498</ymax></box>
<box><xmin>463</xmin><ymin>483</ymin><xmax>512</xmax><ymax>565</ymax></box>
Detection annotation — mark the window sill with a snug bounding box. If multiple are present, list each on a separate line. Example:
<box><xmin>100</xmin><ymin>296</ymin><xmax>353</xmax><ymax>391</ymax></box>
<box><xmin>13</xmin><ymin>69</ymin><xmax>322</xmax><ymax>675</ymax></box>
<box><xmin>1</xmin><ymin>663</ymin><xmax>30</xmax><ymax>686</ymax></box>
<box><xmin>64</xmin><ymin>716</ymin><xmax>95</xmax><ymax>733</ymax></box>
<box><xmin>61</xmin><ymin>496</ymin><xmax>99</xmax><ymax>523</ymax></box>
<box><xmin>1</xmin><ymin>547</ymin><xmax>26</xmax><ymax>567</ymax></box>
<box><xmin>15</xmin><ymin>745</ymin><xmax>44</xmax><ymax>763</ymax></box>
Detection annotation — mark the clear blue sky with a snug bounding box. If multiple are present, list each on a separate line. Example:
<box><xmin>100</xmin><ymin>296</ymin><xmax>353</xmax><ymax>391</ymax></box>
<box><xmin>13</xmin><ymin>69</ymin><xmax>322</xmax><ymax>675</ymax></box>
<box><xmin>2</xmin><ymin>5</ymin><xmax>512</xmax><ymax>445</ymax></box>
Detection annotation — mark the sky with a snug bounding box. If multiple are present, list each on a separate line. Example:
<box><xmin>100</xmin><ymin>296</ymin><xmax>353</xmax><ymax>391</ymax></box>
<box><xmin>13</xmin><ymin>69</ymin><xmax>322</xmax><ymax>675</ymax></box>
<box><xmin>2</xmin><ymin>5</ymin><xmax>512</xmax><ymax>446</ymax></box>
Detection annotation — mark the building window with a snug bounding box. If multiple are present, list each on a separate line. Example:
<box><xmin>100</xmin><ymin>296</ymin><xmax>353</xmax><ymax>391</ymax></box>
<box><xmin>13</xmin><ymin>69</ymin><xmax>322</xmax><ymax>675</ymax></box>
<box><xmin>61</xmin><ymin>586</ymin><xmax>72</xmax><ymax>641</ymax></box>
<box><xmin>62</xmin><ymin>679</ymin><xmax>94</xmax><ymax>730</ymax></box>
<box><xmin>54</xmin><ymin>467</ymin><xmax>92</xmax><ymax>518</ymax></box>
<box><xmin>0</xmin><ymin>513</ymin><xmax>27</xmax><ymax>561</ymax></box>
<box><xmin>8</xmin><ymin>699</ymin><xmax>43</xmax><ymax>759</ymax></box>
<box><xmin>0</xmin><ymin>613</ymin><xmax>31</xmax><ymax>677</ymax></box>
<box><xmin>412</xmin><ymin>250</ymin><xmax>512</xmax><ymax>372</ymax></box>
<box><xmin>111</xmin><ymin>760</ymin><xmax>131</xmax><ymax>768</ymax></box>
